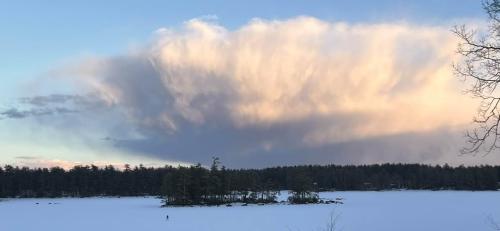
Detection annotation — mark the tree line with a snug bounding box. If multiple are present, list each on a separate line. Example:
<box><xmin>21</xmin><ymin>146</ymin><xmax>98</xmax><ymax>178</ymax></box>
<box><xmin>0</xmin><ymin>161</ymin><xmax>499</xmax><ymax>205</ymax></box>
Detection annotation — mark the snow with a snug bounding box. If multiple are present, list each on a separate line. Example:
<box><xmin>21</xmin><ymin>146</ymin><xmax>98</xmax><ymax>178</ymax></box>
<box><xmin>1</xmin><ymin>191</ymin><xmax>499</xmax><ymax>231</ymax></box>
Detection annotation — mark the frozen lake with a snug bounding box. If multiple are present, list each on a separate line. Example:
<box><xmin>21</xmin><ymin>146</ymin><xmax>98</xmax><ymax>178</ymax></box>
<box><xmin>0</xmin><ymin>191</ymin><xmax>499</xmax><ymax>231</ymax></box>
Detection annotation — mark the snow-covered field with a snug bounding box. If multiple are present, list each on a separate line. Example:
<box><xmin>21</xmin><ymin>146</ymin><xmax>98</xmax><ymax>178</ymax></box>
<box><xmin>1</xmin><ymin>191</ymin><xmax>499</xmax><ymax>231</ymax></box>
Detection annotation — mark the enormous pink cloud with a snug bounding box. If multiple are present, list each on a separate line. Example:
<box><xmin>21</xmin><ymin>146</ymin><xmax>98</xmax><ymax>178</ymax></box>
<box><xmin>43</xmin><ymin>17</ymin><xmax>486</xmax><ymax>166</ymax></box>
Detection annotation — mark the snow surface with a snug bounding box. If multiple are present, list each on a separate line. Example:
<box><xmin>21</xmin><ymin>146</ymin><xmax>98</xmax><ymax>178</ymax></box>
<box><xmin>1</xmin><ymin>191</ymin><xmax>499</xmax><ymax>231</ymax></box>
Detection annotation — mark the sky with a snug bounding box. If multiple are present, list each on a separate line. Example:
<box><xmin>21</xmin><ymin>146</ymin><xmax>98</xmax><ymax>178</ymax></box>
<box><xmin>0</xmin><ymin>0</ymin><xmax>497</xmax><ymax>168</ymax></box>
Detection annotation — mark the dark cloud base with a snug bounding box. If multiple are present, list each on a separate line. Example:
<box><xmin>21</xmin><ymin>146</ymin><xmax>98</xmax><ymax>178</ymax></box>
<box><xmin>110</xmin><ymin>128</ymin><xmax>467</xmax><ymax>168</ymax></box>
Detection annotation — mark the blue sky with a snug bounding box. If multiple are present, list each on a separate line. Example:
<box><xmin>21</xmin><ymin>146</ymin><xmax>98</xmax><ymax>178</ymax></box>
<box><xmin>0</xmin><ymin>0</ymin><xmax>483</xmax><ymax>93</ymax></box>
<box><xmin>0</xmin><ymin>0</ymin><xmax>494</xmax><ymax>168</ymax></box>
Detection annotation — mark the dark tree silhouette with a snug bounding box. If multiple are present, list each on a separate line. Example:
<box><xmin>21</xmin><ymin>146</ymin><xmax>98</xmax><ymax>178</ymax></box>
<box><xmin>0</xmin><ymin>163</ymin><xmax>498</xmax><ymax>204</ymax></box>
<box><xmin>287</xmin><ymin>170</ymin><xmax>319</xmax><ymax>204</ymax></box>
<box><xmin>454</xmin><ymin>0</ymin><xmax>500</xmax><ymax>154</ymax></box>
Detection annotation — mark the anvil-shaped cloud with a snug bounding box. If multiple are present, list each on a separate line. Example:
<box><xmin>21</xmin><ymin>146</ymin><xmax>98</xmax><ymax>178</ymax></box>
<box><xmin>24</xmin><ymin>17</ymin><xmax>486</xmax><ymax>167</ymax></box>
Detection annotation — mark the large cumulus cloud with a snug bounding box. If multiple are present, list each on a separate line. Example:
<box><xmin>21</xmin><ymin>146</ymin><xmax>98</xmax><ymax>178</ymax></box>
<box><xmin>51</xmin><ymin>17</ymin><xmax>484</xmax><ymax>166</ymax></box>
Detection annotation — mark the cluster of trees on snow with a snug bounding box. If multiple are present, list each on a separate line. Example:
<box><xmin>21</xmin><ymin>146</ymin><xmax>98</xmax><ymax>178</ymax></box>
<box><xmin>0</xmin><ymin>161</ymin><xmax>499</xmax><ymax>204</ymax></box>
<box><xmin>161</xmin><ymin>158</ymin><xmax>282</xmax><ymax>205</ymax></box>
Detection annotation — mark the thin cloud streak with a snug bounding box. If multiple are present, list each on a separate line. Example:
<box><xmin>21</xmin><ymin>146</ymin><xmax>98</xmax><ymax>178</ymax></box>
<box><xmin>0</xmin><ymin>94</ymin><xmax>107</xmax><ymax>120</ymax></box>
<box><xmin>0</xmin><ymin>107</ymin><xmax>78</xmax><ymax>119</ymax></box>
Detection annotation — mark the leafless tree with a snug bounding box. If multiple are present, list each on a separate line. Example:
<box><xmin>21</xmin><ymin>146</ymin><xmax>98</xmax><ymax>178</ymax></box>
<box><xmin>487</xmin><ymin>215</ymin><xmax>500</xmax><ymax>230</ymax></box>
<box><xmin>321</xmin><ymin>210</ymin><xmax>341</xmax><ymax>231</ymax></box>
<box><xmin>454</xmin><ymin>0</ymin><xmax>500</xmax><ymax>154</ymax></box>
<box><xmin>286</xmin><ymin>209</ymin><xmax>341</xmax><ymax>231</ymax></box>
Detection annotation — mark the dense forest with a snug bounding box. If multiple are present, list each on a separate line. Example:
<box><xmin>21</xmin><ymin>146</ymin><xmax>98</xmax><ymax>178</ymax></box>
<box><xmin>0</xmin><ymin>159</ymin><xmax>499</xmax><ymax>205</ymax></box>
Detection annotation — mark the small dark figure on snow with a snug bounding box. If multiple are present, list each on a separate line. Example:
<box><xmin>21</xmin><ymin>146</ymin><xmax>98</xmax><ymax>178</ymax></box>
<box><xmin>166</xmin><ymin>215</ymin><xmax>169</xmax><ymax>221</ymax></box>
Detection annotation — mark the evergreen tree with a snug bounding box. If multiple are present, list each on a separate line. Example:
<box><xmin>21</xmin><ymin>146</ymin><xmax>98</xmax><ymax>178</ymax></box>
<box><xmin>288</xmin><ymin>170</ymin><xmax>319</xmax><ymax>204</ymax></box>
<box><xmin>0</xmin><ymin>162</ymin><xmax>498</xmax><ymax>205</ymax></box>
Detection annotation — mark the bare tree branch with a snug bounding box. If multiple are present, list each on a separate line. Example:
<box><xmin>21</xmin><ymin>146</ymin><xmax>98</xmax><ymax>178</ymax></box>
<box><xmin>487</xmin><ymin>215</ymin><xmax>500</xmax><ymax>230</ymax></box>
<box><xmin>455</xmin><ymin>0</ymin><xmax>500</xmax><ymax>155</ymax></box>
